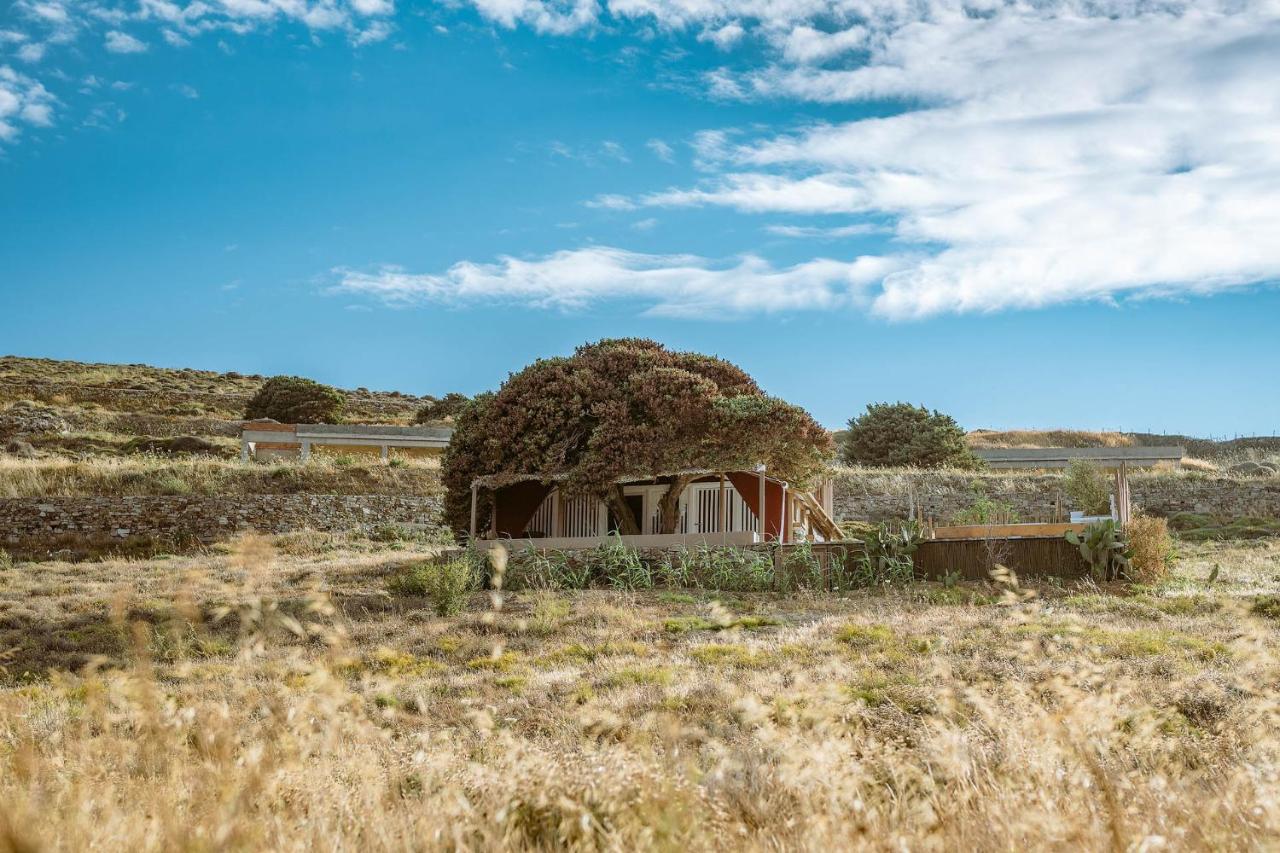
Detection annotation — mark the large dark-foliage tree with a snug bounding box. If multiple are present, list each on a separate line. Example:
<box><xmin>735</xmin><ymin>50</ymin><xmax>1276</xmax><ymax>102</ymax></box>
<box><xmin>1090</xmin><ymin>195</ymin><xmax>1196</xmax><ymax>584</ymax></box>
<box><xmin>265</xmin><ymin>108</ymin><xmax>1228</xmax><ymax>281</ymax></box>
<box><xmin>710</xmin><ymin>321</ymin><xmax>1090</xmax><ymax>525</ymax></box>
<box><xmin>443</xmin><ymin>339</ymin><xmax>833</xmax><ymax>536</ymax></box>
<box><xmin>243</xmin><ymin>375</ymin><xmax>346</xmax><ymax>424</ymax></box>
<box><xmin>841</xmin><ymin>402</ymin><xmax>980</xmax><ymax>469</ymax></box>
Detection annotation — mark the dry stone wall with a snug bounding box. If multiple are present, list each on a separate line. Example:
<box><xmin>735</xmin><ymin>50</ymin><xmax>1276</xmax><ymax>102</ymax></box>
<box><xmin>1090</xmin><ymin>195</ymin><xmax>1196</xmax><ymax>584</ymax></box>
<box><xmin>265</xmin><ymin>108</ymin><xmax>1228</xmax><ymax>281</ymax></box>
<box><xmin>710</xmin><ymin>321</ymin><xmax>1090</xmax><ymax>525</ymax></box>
<box><xmin>831</xmin><ymin>469</ymin><xmax>1280</xmax><ymax>523</ymax></box>
<box><xmin>1</xmin><ymin>494</ymin><xmax>444</xmax><ymax>554</ymax></box>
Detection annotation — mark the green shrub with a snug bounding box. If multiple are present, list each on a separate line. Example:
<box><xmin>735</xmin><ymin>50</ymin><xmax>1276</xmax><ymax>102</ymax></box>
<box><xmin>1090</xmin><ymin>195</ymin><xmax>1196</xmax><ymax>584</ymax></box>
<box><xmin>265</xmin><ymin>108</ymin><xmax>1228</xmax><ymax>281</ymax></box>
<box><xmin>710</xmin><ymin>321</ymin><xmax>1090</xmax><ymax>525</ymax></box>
<box><xmin>389</xmin><ymin>557</ymin><xmax>480</xmax><ymax>616</ymax></box>
<box><xmin>950</xmin><ymin>486</ymin><xmax>1020</xmax><ymax>525</ymax></box>
<box><xmin>1250</xmin><ymin>595</ymin><xmax>1280</xmax><ymax>621</ymax></box>
<box><xmin>0</xmin><ymin>550</ymin><xmax>13</xmax><ymax>571</ymax></box>
<box><xmin>369</xmin><ymin>523</ymin><xmax>417</xmax><ymax>543</ymax></box>
<box><xmin>668</xmin><ymin>546</ymin><xmax>774</xmax><ymax>592</ymax></box>
<box><xmin>780</xmin><ymin>541</ymin><xmax>823</xmax><ymax>592</ymax></box>
<box><xmin>244</xmin><ymin>375</ymin><xmax>345</xmax><ymax>424</ymax></box>
<box><xmin>1064</xmin><ymin>459</ymin><xmax>1111</xmax><ymax>515</ymax></box>
<box><xmin>414</xmin><ymin>393</ymin><xmax>471</xmax><ymax>423</ymax></box>
<box><xmin>506</xmin><ymin>547</ymin><xmax>591</xmax><ymax>591</ymax></box>
<box><xmin>593</xmin><ymin>534</ymin><xmax>652</xmax><ymax>590</ymax></box>
<box><xmin>841</xmin><ymin>402</ymin><xmax>980</xmax><ymax>469</ymax></box>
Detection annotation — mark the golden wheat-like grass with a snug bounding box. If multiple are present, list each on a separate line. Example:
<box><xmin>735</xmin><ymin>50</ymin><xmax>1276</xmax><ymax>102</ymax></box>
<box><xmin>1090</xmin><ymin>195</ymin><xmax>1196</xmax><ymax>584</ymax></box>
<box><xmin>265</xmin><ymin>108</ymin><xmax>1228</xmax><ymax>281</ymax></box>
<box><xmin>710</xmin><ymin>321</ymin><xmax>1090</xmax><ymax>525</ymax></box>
<box><xmin>1</xmin><ymin>536</ymin><xmax>1277</xmax><ymax>851</ymax></box>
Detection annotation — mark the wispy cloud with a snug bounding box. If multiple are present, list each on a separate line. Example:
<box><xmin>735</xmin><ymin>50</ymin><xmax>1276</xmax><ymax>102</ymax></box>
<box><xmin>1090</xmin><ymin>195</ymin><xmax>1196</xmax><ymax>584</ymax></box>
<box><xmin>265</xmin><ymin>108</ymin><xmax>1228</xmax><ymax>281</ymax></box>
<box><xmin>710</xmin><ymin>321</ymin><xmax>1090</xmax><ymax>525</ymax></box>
<box><xmin>646</xmin><ymin>138</ymin><xmax>674</xmax><ymax>162</ymax></box>
<box><xmin>765</xmin><ymin>223</ymin><xmax>882</xmax><ymax>239</ymax></box>
<box><xmin>104</xmin><ymin>31</ymin><xmax>146</xmax><ymax>54</ymax></box>
<box><xmin>333</xmin><ymin>248</ymin><xmax>905</xmax><ymax>318</ymax></box>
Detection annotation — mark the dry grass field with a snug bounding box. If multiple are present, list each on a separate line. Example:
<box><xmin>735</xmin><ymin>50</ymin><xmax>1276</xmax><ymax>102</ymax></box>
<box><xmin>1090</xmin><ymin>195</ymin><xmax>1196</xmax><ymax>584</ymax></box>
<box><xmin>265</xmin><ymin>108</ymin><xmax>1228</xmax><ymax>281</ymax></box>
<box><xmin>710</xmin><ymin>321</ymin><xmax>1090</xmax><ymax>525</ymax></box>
<box><xmin>0</xmin><ymin>455</ymin><xmax>443</xmax><ymax>499</ymax></box>
<box><xmin>2</xmin><ymin>535</ymin><xmax>1278</xmax><ymax>850</ymax></box>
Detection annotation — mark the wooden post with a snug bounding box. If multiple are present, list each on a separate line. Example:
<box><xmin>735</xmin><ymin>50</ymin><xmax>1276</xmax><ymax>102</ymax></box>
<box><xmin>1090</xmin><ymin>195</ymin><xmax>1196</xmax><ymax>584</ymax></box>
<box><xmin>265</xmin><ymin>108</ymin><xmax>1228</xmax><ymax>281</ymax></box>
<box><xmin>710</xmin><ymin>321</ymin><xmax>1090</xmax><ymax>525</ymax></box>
<box><xmin>781</xmin><ymin>483</ymin><xmax>790</xmax><ymax>543</ymax></box>
<box><xmin>718</xmin><ymin>474</ymin><xmax>727</xmax><ymax>536</ymax></box>
<box><xmin>1116</xmin><ymin>461</ymin><xmax>1132</xmax><ymax>525</ymax></box>
<box><xmin>490</xmin><ymin>487</ymin><xmax>499</xmax><ymax>538</ymax></box>
<box><xmin>469</xmin><ymin>483</ymin><xmax>478</xmax><ymax>541</ymax></box>
<box><xmin>757</xmin><ymin>466</ymin><xmax>767</xmax><ymax>541</ymax></box>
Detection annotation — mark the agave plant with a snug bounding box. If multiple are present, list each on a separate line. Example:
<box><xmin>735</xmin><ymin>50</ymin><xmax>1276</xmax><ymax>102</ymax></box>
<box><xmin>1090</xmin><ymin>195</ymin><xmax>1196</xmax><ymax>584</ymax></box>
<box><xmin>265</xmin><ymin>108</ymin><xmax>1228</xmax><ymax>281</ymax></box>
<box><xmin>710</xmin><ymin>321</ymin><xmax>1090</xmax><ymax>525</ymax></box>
<box><xmin>1065</xmin><ymin>519</ymin><xmax>1132</xmax><ymax>582</ymax></box>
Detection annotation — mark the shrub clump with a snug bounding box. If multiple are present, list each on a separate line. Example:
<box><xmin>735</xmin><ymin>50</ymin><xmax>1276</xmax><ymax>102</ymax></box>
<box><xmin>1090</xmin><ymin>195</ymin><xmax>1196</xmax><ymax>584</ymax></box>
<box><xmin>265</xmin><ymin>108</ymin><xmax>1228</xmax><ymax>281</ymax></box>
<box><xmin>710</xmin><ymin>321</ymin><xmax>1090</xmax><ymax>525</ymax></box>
<box><xmin>1125</xmin><ymin>514</ymin><xmax>1173</xmax><ymax>584</ymax></box>
<box><xmin>244</xmin><ymin>376</ymin><xmax>346</xmax><ymax>424</ymax></box>
<box><xmin>1064</xmin><ymin>459</ymin><xmax>1111</xmax><ymax>515</ymax></box>
<box><xmin>413</xmin><ymin>393</ymin><xmax>471</xmax><ymax>423</ymax></box>
<box><xmin>388</xmin><ymin>555</ymin><xmax>482</xmax><ymax>616</ymax></box>
<box><xmin>841</xmin><ymin>402</ymin><xmax>979</xmax><ymax>469</ymax></box>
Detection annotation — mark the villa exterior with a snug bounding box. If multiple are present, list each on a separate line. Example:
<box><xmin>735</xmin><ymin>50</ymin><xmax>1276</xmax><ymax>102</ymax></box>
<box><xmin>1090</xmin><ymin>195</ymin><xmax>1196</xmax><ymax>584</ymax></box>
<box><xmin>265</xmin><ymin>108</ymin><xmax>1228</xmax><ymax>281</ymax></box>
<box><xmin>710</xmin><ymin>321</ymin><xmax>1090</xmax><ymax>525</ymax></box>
<box><xmin>470</xmin><ymin>469</ymin><xmax>841</xmax><ymax>550</ymax></box>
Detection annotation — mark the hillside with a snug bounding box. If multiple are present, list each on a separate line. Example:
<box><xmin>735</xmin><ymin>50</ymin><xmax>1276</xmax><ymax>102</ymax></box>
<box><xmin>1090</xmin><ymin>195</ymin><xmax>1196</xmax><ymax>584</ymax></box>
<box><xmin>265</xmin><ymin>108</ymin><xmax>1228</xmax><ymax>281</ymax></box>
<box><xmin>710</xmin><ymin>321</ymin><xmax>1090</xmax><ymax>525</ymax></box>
<box><xmin>0</xmin><ymin>355</ymin><xmax>433</xmax><ymax>459</ymax></box>
<box><xmin>966</xmin><ymin>428</ymin><xmax>1280</xmax><ymax>465</ymax></box>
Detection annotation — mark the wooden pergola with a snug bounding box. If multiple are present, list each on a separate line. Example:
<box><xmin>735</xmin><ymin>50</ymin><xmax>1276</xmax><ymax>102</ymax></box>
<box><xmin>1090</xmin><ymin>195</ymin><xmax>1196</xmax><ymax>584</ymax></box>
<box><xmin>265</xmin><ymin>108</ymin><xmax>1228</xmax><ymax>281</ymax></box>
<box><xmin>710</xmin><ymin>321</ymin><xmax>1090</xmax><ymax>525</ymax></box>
<box><xmin>468</xmin><ymin>465</ymin><xmax>842</xmax><ymax>544</ymax></box>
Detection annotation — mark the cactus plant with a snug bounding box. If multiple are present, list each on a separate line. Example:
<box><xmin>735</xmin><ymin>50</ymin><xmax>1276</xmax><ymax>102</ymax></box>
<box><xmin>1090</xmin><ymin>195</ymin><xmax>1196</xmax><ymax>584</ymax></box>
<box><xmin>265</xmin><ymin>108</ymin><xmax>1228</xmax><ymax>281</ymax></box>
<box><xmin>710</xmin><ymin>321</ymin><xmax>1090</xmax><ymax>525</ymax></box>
<box><xmin>1065</xmin><ymin>519</ymin><xmax>1131</xmax><ymax>582</ymax></box>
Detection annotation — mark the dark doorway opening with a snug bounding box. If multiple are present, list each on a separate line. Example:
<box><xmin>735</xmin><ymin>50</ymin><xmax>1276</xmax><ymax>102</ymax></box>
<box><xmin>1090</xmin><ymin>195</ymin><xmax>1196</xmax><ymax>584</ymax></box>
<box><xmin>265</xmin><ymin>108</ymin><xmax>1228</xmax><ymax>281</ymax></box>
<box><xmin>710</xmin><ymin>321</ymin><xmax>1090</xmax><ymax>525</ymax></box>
<box><xmin>608</xmin><ymin>494</ymin><xmax>645</xmax><ymax>534</ymax></box>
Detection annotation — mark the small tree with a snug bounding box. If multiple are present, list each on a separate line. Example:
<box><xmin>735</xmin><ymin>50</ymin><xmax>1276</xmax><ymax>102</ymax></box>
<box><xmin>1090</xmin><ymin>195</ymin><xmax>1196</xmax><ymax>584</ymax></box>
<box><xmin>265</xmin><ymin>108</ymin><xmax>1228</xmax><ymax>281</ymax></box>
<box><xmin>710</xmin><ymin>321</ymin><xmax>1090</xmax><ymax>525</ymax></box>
<box><xmin>244</xmin><ymin>375</ymin><xmax>345</xmax><ymax>424</ymax></box>
<box><xmin>443</xmin><ymin>338</ymin><xmax>833</xmax><ymax>537</ymax></box>
<box><xmin>1064</xmin><ymin>459</ymin><xmax>1111</xmax><ymax>515</ymax></box>
<box><xmin>414</xmin><ymin>392</ymin><xmax>470</xmax><ymax>424</ymax></box>
<box><xmin>841</xmin><ymin>402</ymin><xmax>979</xmax><ymax>469</ymax></box>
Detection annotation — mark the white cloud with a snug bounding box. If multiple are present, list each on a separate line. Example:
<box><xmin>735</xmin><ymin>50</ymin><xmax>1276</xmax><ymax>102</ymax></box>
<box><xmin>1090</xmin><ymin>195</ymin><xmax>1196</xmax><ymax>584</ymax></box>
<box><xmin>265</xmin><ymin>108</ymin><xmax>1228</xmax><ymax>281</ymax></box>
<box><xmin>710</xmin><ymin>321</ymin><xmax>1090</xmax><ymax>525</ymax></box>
<box><xmin>467</xmin><ymin>0</ymin><xmax>599</xmax><ymax>35</ymax></box>
<box><xmin>333</xmin><ymin>248</ymin><xmax>905</xmax><ymax>318</ymax></box>
<box><xmin>0</xmin><ymin>65</ymin><xmax>55</xmax><ymax>141</ymax></box>
<box><xmin>560</xmin><ymin>1</ymin><xmax>1280</xmax><ymax>318</ymax></box>
<box><xmin>104</xmin><ymin>30</ymin><xmax>147</xmax><ymax>53</ymax></box>
<box><xmin>171</xmin><ymin>83</ymin><xmax>199</xmax><ymax>98</ymax></box>
<box><xmin>699</xmin><ymin>21</ymin><xmax>744</xmax><ymax>49</ymax></box>
<box><xmin>778</xmin><ymin>25</ymin><xmax>867</xmax><ymax>64</ymax></box>
<box><xmin>605</xmin><ymin>172</ymin><xmax>869</xmax><ymax>214</ymax></box>
<box><xmin>765</xmin><ymin>223</ymin><xmax>882</xmax><ymax>239</ymax></box>
<box><xmin>16</xmin><ymin>42</ymin><xmax>46</xmax><ymax>63</ymax></box>
<box><xmin>646</xmin><ymin>138</ymin><xmax>674</xmax><ymax>162</ymax></box>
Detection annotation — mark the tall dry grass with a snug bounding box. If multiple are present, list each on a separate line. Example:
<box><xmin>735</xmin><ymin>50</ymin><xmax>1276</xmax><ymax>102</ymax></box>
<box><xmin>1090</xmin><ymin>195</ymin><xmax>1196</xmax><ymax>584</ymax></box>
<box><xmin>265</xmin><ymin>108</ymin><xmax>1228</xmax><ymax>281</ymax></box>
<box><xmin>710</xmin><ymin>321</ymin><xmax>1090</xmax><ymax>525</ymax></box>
<box><xmin>2</xmin><ymin>538</ymin><xmax>1278</xmax><ymax>850</ymax></box>
<box><xmin>1126</xmin><ymin>514</ymin><xmax>1174</xmax><ymax>585</ymax></box>
<box><xmin>0</xmin><ymin>455</ymin><xmax>442</xmax><ymax>498</ymax></box>
<box><xmin>967</xmin><ymin>429</ymin><xmax>1136</xmax><ymax>449</ymax></box>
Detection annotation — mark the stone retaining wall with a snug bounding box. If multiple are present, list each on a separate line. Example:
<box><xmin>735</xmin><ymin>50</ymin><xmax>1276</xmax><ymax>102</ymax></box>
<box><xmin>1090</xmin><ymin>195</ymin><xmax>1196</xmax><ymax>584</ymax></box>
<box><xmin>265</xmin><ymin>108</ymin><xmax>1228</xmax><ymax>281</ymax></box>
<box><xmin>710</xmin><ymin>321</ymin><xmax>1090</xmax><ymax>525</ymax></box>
<box><xmin>831</xmin><ymin>469</ymin><xmax>1280</xmax><ymax>523</ymax></box>
<box><xmin>1</xmin><ymin>494</ymin><xmax>444</xmax><ymax>554</ymax></box>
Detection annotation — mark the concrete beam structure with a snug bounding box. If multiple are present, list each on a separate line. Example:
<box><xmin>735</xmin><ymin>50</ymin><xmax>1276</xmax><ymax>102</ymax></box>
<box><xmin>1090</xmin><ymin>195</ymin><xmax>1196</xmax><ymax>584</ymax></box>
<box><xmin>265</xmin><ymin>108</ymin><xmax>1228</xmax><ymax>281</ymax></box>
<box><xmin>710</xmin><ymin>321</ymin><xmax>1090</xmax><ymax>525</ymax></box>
<box><xmin>240</xmin><ymin>421</ymin><xmax>453</xmax><ymax>462</ymax></box>
<box><xmin>972</xmin><ymin>446</ymin><xmax>1184</xmax><ymax>470</ymax></box>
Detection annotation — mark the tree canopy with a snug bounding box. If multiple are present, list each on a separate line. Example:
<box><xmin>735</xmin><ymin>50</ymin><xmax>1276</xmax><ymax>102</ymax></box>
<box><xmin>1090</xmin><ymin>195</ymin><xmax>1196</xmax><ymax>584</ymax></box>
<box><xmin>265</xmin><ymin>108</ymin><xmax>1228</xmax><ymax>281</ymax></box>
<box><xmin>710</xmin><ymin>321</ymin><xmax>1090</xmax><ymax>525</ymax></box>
<box><xmin>243</xmin><ymin>376</ymin><xmax>346</xmax><ymax>424</ymax></box>
<box><xmin>414</xmin><ymin>392</ymin><xmax>471</xmax><ymax>424</ymax></box>
<box><xmin>841</xmin><ymin>402</ymin><xmax>979</xmax><ymax>469</ymax></box>
<box><xmin>442</xmin><ymin>338</ymin><xmax>833</xmax><ymax>536</ymax></box>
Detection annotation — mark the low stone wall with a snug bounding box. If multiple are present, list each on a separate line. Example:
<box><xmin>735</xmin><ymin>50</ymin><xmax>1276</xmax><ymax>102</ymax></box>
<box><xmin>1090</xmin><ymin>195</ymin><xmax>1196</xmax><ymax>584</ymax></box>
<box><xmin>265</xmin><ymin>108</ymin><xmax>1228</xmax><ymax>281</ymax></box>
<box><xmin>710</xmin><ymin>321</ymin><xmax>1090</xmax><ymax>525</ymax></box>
<box><xmin>831</xmin><ymin>469</ymin><xmax>1280</xmax><ymax>523</ymax></box>
<box><xmin>0</xmin><ymin>494</ymin><xmax>444</xmax><ymax>555</ymax></box>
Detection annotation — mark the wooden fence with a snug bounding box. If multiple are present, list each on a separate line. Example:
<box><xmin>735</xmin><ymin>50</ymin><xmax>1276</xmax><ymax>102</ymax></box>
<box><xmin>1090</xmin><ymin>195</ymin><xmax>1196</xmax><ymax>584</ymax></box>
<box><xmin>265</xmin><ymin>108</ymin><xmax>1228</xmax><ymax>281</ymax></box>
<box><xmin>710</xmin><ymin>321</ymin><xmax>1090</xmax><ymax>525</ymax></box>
<box><xmin>772</xmin><ymin>535</ymin><xmax>1091</xmax><ymax>587</ymax></box>
<box><xmin>912</xmin><ymin>536</ymin><xmax>1090</xmax><ymax>581</ymax></box>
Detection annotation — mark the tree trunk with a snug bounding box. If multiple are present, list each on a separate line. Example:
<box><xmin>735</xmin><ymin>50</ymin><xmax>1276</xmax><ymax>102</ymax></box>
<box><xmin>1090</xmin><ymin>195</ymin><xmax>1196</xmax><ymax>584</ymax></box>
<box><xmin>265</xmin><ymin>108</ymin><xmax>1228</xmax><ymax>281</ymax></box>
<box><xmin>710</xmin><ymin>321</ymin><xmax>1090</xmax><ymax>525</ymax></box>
<box><xmin>656</xmin><ymin>475</ymin><xmax>696</xmax><ymax>534</ymax></box>
<box><xmin>604</xmin><ymin>485</ymin><xmax>641</xmax><ymax>536</ymax></box>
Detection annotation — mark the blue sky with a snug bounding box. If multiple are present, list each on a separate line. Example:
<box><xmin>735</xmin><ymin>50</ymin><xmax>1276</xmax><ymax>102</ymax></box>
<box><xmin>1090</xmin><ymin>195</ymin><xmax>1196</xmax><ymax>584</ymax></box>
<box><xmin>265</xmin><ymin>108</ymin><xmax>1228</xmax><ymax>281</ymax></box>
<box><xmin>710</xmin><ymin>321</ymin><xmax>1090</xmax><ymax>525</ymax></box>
<box><xmin>2</xmin><ymin>0</ymin><xmax>1279</xmax><ymax>435</ymax></box>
